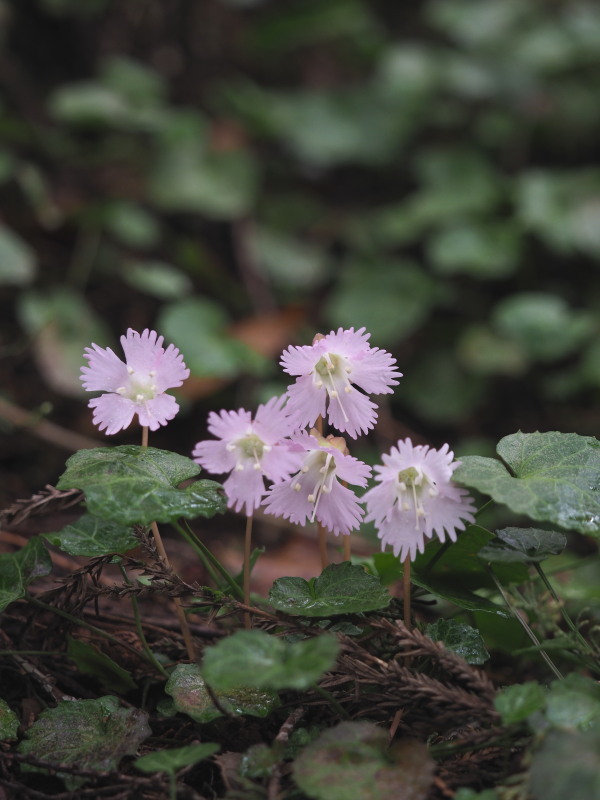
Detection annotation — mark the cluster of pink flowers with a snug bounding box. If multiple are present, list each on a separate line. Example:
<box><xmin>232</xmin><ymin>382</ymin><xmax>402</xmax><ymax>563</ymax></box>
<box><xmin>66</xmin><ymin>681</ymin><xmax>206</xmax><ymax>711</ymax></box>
<box><xmin>81</xmin><ymin>325</ymin><xmax>475</xmax><ymax>560</ymax></box>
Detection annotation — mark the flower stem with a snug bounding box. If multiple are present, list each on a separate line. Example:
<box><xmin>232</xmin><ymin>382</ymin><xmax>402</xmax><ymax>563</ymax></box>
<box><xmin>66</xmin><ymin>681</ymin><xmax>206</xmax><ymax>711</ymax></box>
<box><xmin>151</xmin><ymin>521</ymin><xmax>196</xmax><ymax>661</ymax></box>
<box><xmin>173</xmin><ymin>521</ymin><xmax>244</xmax><ymax>601</ymax></box>
<box><xmin>118</xmin><ymin>564</ymin><xmax>169</xmax><ymax>678</ymax></box>
<box><xmin>403</xmin><ymin>556</ymin><xmax>412</xmax><ymax>630</ymax></box>
<box><xmin>141</xmin><ymin>424</ymin><xmax>196</xmax><ymax>661</ymax></box>
<box><xmin>486</xmin><ymin>565</ymin><xmax>563</xmax><ymax>680</ymax></box>
<box><xmin>343</xmin><ymin>535</ymin><xmax>351</xmax><ymax>562</ymax></box>
<box><xmin>244</xmin><ymin>515</ymin><xmax>253</xmax><ymax>629</ymax></box>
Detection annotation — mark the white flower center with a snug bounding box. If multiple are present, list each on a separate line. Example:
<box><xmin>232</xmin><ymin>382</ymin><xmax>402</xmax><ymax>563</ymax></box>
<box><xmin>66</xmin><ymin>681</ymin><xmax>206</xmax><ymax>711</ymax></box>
<box><xmin>292</xmin><ymin>450</ymin><xmax>337</xmax><ymax>522</ymax></box>
<box><xmin>396</xmin><ymin>466</ymin><xmax>438</xmax><ymax>530</ymax></box>
<box><xmin>313</xmin><ymin>352</ymin><xmax>353</xmax><ymax>422</ymax></box>
<box><xmin>116</xmin><ymin>368</ymin><xmax>158</xmax><ymax>404</ymax></box>
<box><xmin>228</xmin><ymin>432</ymin><xmax>270</xmax><ymax>472</ymax></box>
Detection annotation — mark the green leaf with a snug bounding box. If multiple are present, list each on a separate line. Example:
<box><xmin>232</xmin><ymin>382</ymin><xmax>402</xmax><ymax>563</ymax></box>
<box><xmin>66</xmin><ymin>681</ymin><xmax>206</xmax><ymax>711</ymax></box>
<box><xmin>494</xmin><ymin>682</ymin><xmax>547</xmax><ymax>725</ymax></box>
<box><xmin>325</xmin><ymin>258</ymin><xmax>435</xmax><ymax>345</ymax></box>
<box><xmin>122</xmin><ymin>261</ymin><xmax>192</xmax><ymax>300</ymax></box>
<box><xmin>0</xmin><ymin>536</ymin><xmax>53</xmax><ymax>613</ymax></box>
<box><xmin>0</xmin><ymin>224</ymin><xmax>36</xmax><ymax>285</ymax></box>
<box><xmin>458</xmin><ymin>324</ymin><xmax>527</xmax><ymax>377</ymax></box>
<box><xmin>528</xmin><ymin>727</ymin><xmax>600</xmax><ymax>800</ymax></box>
<box><xmin>67</xmin><ymin>636</ymin><xmax>136</xmax><ymax>694</ymax></box>
<box><xmin>0</xmin><ymin>698</ymin><xmax>19</xmax><ymax>740</ymax></box>
<box><xmin>454</xmin><ymin>790</ymin><xmax>499</xmax><ymax>800</ymax></box>
<box><xmin>414</xmin><ymin>526</ymin><xmax>523</xmax><ymax>585</ymax></box>
<box><xmin>103</xmin><ymin>202</ymin><xmax>161</xmax><ymax>250</ymax></box>
<box><xmin>164</xmin><ymin>662</ymin><xmax>279</xmax><ymax>723</ymax></box>
<box><xmin>293</xmin><ymin>721</ymin><xmax>435</xmax><ymax>800</ymax></box>
<box><xmin>427</xmin><ymin>221</ymin><xmax>521</xmax><ymax>279</ymax></box>
<box><xmin>478</xmin><ymin>527</ymin><xmax>567</xmax><ymax>564</ymax></box>
<box><xmin>425</xmin><ymin>619</ymin><xmax>489</xmax><ymax>665</ymax></box>
<box><xmin>454</xmin><ymin>432</ymin><xmax>600</xmax><ymax>536</ymax></box>
<box><xmin>18</xmin><ymin>696</ymin><xmax>150</xmax><ymax>790</ymax></box>
<box><xmin>492</xmin><ymin>293</ymin><xmax>593</xmax><ymax>362</ymax></box>
<box><xmin>202</xmin><ymin>629</ymin><xmax>339</xmax><ymax>691</ymax></box>
<box><xmin>158</xmin><ymin>297</ymin><xmax>267</xmax><ymax>378</ymax></box>
<box><xmin>252</xmin><ymin>226</ymin><xmax>330</xmax><ymax>290</ymax></box>
<box><xmin>46</xmin><ymin>513</ymin><xmax>139</xmax><ymax>557</ymax></box>
<box><xmin>545</xmin><ymin>673</ymin><xmax>600</xmax><ymax>730</ymax></box>
<box><xmin>149</xmin><ymin>140</ymin><xmax>257</xmax><ymax>219</ymax></box>
<box><xmin>135</xmin><ymin>742</ymin><xmax>219</xmax><ymax>776</ymax></box>
<box><xmin>268</xmin><ymin>562</ymin><xmax>390</xmax><ymax>617</ymax></box>
<box><xmin>56</xmin><ymin>446</ymin><xmax>226</xmax><ymax>525</ymax></box>
<box><xmin>17</xmin><ymin>288</ymin><xmax>111</xmax><ymax>397</ymax></box>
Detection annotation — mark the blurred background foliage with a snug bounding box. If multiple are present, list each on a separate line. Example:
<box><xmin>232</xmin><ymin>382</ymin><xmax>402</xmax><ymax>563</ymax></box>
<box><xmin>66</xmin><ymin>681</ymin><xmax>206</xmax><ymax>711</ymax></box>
<box><xmin>1</xmin><ymin>0</ymin><xmax>600</xmax><ymax>500</ymax></box>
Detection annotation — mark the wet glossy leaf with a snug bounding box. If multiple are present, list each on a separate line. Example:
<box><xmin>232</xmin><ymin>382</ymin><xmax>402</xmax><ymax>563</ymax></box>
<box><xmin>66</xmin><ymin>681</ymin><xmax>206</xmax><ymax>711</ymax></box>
<box><xmin>0</xmin><ymin>699</ymin><xmax>19</xmax><ymax>740</ymax></box>
<box><xmin>46</xmin><ymin>513</ymin><xmax>138</xmax><ymax>557</ymax></box>
<box><xmin>202</xmin><ymin>629</ymin><xmax>339</xmax><ymax>691</ymax></box>
<box><xmin>67</xmin><ymin>636</ymin><xmax>136</xmax><ymax>694</ymax></box>
<box><xmin>56</xmin><ymin>446</ymin><xmax>226</xmax><ymax>525</ymax></box>
<box><xmin>478</xmin><ymin>528</ymin><xmax>567</xmax><ymax>564</ymax></box>
<box><xmin>454</xmin><ymin>432</ymin><xmax>600</xmax><ymax>536</ymax></box>
<box><xmin>293</xmin><ymin>721</ymin><xmax>435</xmax><ymax>800</ymax></box>
<box><xmin>0</xmin><ymin>535</ymin><xmax>53</xmax><ymax>613</ymax></box>
<box><xmin>18</xmin><ymin>696</ymin><xmax>151</xmax><ymax>789</ymax></box>
<box><xmin>165</xmin><ymin>663</ymin><xmax>279</xmax><ymax>723</ymax></box>
<box><xmin>268</xmin><ymin>562</ymin><xmax>390</xmax><ymax>617</ymax></box>
<box><xmin>425</xmin><ymin>619</ymin><xmax>489</xmax><ymax>665</ymax></box>
<box><xmin>135</xmin><ymin>742</ymin><xmax>219</xmax><ymax>776</ymax></box>
<box><xmin>494</xmin><ymin>682</ymin><xmax>547</xmax><ymax>725</ymax></box>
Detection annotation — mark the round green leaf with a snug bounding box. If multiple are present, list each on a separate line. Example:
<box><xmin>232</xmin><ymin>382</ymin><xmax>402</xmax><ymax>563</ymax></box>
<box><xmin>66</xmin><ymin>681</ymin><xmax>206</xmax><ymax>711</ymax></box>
<box><xmin>202</xmin><ymin>629</ymin><xmax>339</xmax><ymax>691</ymax></box>
<box><xmin>293</xmin><ymin>721</ymin><xmax>435</xmax><ymax>800</ymax></box>
<box><xmin>0</xmin><ymin>536</ymin><xmax>53</xmax><ymax>613</ymax></box>
<box><xmin>0</xmin><ymin>224</ymin><xmax>36</xmax><ymax>285</ymax></box>
<box><xmin>18</xmin><ymin>696</ymin><xmax>150</xmax><ymax>790</ymax></box>
<box><xmin>56</xmin><ymin>446</ymin><xmax>226</xmax><ymax>525</ymax></box>
<box><xmin>494</xmin><ymin>682</ymin><xmax>547</xmax><ymax>725</ymax></box>
<box><xmin>528</xmin><ymin>727</ymin><xmax>600</xmax><ymax>800</ymax></box>
<box><xmin>478</xmin><ymin>528</ymin><xmax>567</xmax><ymax>564</ymax></box>
<box><xmin>46</xmin><ymin>513</ymin><xmax>138</xmax><ymax>557</ymax></box>
<box><xmin>0</xmin><ymin>698</ymin><xmax>19</xmax><ymax>741</ymax></box>
<box><xmin>135</xmin><ymin>742</ymin><xmax>220</xmax><ymax>776</ymax></box>
<box><xmin>454</xmin><ymin>432</ymin><xmax>600</xmax><ymax>536</ymax></box>
<box><xmin>425</xmin><ymin>619</ymin><xmax>489</xmax><ymax>665</ymax></box>
<box><xmin>165</xmin><ymin>663</ymin><xmax>279</xmax><ymax>722</ymax></box>
<box><xmin>268</xmin><ymin>562</ymin><xmax>390</xmax><ymax>617</ymax></box>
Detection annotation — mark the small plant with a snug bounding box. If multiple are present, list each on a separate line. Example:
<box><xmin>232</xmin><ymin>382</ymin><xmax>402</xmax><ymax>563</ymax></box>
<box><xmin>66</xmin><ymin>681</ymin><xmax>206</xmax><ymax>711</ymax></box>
<box><xmin>0</xmin><ymin>325</ymin><xmax>599</xmax><ymax>800</ymax></box>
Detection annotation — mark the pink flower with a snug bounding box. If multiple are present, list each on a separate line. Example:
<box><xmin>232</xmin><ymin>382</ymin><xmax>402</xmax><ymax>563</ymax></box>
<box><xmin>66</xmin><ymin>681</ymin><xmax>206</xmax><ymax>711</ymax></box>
<box><xmin>80</xmin><ymin>328</ymin><xmax>189</xmax><ymax>434</ymax></box>
<box><xmin>362</xmin><ymin>439</ymin><xmax>476</xmax><ymax>562</ymax></box>
<box><xmin>262</xmin><ymin>430</ymin><xmax>371</xmax><ymax>536</ymax></box>
<box><xmin>192</xmin><ymin>396</ymin><xmax>299</xmax><ymax>515</ymax></box>
<box><xmin>280</xmin><ymin>327</ymin><xmax>401</xmax><ymax>439</ymax></box>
